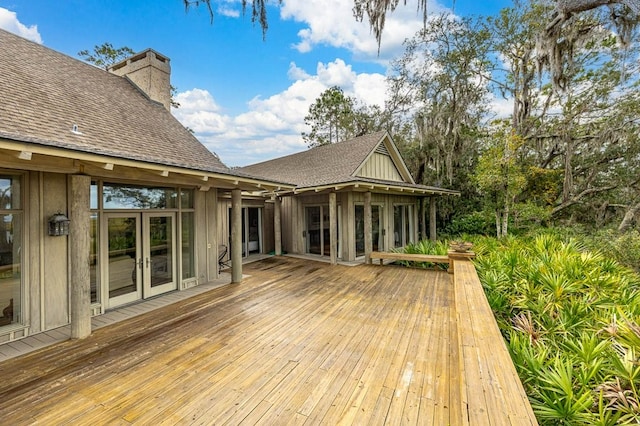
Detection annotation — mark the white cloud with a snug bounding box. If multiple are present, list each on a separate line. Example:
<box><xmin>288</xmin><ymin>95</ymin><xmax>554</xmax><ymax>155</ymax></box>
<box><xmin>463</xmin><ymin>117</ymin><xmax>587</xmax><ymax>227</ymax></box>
<box><xmin>280</xmin><ymin>0</ymin><xmax>449</xmax><ymax>63</ymax></box>
<box><xmin>173</xmin><ymin>59</ymin><xmax>387</xmax><ymax>167</ymax></box>
<box><xmin>0</xmin><ymin>7</ymin><xmax>42</xmax><ymax>43</ymax></box>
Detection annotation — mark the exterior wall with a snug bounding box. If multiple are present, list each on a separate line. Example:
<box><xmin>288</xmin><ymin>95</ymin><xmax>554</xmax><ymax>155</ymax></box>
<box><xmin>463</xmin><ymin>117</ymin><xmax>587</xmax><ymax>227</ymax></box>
<box><xmin>216</xmin><ymin>196</ymin><xmax>270</xmax><ymax>257</ymax></box>
<box><xmin>0</xmin><ymin>171</ymin><xmax>70</xmax><ymax>343</ymax></box>
<box><xmin>262</xmin><ymin>202</ymin><xmax>275</xmax><ymax>254</ymax></box>
<box><xmin>356</xmin><ymin>153</ymin><xmax>403</xmax><ymax>182</ymax></box>
<box><xmin>275</xmin><ymin>191</ymin><xmax>419</xmax><ymax>262</ymax></box>
<box><xmin>0</xmin><ymin>169</ymin><xmax>221</xmax><ymax>344</ymax></box>
<box><xmin>43</xmin><ymin>173</ymin><xmax>70</xmax><ymax>329</ymax></box>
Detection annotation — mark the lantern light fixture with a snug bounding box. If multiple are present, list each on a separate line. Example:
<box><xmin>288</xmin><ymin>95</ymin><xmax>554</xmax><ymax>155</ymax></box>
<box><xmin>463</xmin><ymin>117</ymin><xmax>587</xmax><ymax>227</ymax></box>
<box><xmin>48</xmin><ymin>212</ymin><xmax>70</xmax><ymax>236</ymax></box>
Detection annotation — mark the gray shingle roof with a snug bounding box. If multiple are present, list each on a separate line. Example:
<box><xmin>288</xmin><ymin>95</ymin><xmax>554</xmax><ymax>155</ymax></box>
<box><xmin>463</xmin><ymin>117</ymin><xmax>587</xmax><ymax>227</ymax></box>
<box><xmin>0</xmin><ymin>29</ymin><xmax>230</xmax><ymax>174</ymax></box>
<box><xmin>240</xmin><ymin>131</ymin><xmax>388</xmax><ymax>187</ymax></box>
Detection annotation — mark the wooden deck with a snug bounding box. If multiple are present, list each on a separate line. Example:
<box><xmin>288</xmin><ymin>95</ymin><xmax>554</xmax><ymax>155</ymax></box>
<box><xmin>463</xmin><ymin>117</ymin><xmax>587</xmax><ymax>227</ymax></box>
<box><xmin>0</xmin><ymin>256</ymin><xmax>536</xmax><ymax>425</ymax></box>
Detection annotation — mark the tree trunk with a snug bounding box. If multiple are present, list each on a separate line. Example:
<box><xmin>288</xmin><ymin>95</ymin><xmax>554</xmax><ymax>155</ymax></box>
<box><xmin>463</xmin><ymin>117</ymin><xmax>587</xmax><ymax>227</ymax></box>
<box><xmin>563</xmin><ymin>139</ymin><xmax>574</xmax><ymax>202</ymax></box>
<box><xmin>502</xmin><ymin>203</ymin><xmax>509</xmax><ymax>238</ymax></box>
<box><xmin>495</xmin><ymin>210</ymin><xmax>502</xmax><ymax>239</ymax></box>
<box><xmin>618</xmin><ymin>202</ymin><xmax>640</xmax><ymax>233</ymax></box>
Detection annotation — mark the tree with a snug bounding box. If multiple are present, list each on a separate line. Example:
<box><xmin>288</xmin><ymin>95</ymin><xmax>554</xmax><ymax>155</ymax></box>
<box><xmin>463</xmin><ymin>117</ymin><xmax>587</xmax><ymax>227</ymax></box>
<box><xmin>184</xmin><ymin>0</ymin><xmax>283</xmax><ymax>38</ymax></box>
<box><xmin>78</xmin><ymin>43</ymin><xmax>135</xmax><ymax>70</ymax></box>
<box><xmin>302</xmin><ymin>87</ymin><xmax>357</xmax><ymax>148</ymax></box>
<box><xmin>474</xmin><ymin>128</ymin><xmax>526</xmax><ymax>238</ymax></box>
<box><xmin>185</xmin><ymin>0</ymin><xmax>640</xmax><ymax>52</ymax></box>
<box><xmin>387</xmin><ymin>14</ymin><xmax>490</xmax><ymax>189</ymax></box>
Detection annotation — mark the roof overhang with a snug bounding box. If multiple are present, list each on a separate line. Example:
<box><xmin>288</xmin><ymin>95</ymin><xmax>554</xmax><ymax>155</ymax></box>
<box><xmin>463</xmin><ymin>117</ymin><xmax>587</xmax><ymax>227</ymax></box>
<box><xmin>0</xmin><ymin>138</ymin><xmax>294</xmax><ymax>193</ymax></box>
<box><xmin>283</xmin><ymin>181</ymin><xmax>459</xmax><ymax>197</ymax></box>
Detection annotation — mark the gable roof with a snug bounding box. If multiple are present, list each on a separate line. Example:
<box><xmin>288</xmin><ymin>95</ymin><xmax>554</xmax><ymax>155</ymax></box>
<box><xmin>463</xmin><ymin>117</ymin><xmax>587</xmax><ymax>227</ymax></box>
<box><xmin>241</xmin><ymin>131</ymin><xmax>387</xmax><ymax>187</ymax></box>
<box><xmin>240</xmin><ymin>131</ymin><xmax>458</xmax><ymax>196</ymax></box>
<box><xmin>0</xmin><ymin>28</ymin><xmax>229</xmax><ymax>175</ymax></box>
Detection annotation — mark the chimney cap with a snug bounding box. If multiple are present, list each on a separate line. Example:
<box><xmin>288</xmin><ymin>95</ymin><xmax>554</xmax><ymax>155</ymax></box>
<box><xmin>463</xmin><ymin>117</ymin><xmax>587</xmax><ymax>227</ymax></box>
<box><xmin>108</xmin><ymin>48</ymin><xmax>170</xmax><ymax>73</ymax></box>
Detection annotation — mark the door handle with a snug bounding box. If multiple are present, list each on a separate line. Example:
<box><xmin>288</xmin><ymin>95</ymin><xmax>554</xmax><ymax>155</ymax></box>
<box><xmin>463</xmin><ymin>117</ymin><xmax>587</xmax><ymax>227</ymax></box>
<box><xmin>146</xmin><ymin>257</ymin><xmax>151</xmax><ymax>267</ymax></box>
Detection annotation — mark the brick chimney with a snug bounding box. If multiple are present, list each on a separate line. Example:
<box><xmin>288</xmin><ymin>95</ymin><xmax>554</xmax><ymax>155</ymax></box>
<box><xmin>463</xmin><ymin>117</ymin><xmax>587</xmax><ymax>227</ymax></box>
<box><xmin>108</xmin><ymin>49</ymin><xmax>171</xmax><ymax>111</ymax></box>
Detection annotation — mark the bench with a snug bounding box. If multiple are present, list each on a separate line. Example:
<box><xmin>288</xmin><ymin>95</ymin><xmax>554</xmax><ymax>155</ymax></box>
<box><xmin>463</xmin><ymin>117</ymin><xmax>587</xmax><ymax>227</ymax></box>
<box><xmin>369</xmin><ymin>251</ymin><xmax>450</xmax><ymax>266</ymax></box>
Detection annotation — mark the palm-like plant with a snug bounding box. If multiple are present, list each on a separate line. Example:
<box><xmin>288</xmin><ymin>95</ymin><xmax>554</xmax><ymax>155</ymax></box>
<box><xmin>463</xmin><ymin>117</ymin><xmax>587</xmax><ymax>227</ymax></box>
<box><xmin>472</xmin><ymin>230</ymin><xmax>640</xmax><ymax>424</ymax></box>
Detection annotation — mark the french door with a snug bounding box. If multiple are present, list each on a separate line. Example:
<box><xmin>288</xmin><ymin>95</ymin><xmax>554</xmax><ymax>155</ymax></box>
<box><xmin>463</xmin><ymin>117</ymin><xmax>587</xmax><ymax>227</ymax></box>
<box><xmin>104</xmin><ymin>212</ymin><xmax>176</xmax><ymax>308</ymax></box>
<box><xmin>355</xmin><ymin>205</ymin><xmax>383</xmax><ymax>257</ymax></box>
<box><xmin>304</xmin><ymin>205</ymin><xmax>342</xmax><ymax>257</ymax></box>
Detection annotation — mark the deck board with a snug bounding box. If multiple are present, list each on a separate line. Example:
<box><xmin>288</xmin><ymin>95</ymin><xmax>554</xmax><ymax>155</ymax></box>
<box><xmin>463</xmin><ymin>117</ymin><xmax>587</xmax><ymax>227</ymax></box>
<box><xmin>0</xmin><ymin>256</ymin><xmax>536</xmax><ymax>425</ymax></box>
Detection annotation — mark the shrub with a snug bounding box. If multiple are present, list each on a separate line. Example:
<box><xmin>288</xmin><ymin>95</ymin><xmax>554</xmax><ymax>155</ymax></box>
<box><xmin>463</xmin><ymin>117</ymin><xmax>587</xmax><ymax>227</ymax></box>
<box><xmin>473</xmin><ymin>231</ymin><xmax>640</xmax><ymax>424</ymax></box>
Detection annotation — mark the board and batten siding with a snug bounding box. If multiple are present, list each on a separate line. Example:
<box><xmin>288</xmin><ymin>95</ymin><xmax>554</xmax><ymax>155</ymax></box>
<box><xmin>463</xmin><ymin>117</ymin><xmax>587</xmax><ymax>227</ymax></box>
<box><xmin>356</xmin><ymin>152</ymin><xmax>403</xmax><ymax>182</ymax></box>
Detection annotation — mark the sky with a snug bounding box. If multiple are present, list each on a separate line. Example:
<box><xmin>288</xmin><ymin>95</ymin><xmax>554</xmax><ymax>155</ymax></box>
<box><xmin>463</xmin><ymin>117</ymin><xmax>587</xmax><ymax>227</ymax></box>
<box><xmin>0</xmin><ymin>0</ymin><xmax>513</xmax><ymax>167</ymax></box>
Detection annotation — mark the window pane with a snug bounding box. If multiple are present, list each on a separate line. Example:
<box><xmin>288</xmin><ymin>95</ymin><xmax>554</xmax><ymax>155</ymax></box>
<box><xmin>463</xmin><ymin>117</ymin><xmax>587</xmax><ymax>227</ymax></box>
<box><xmin>181</xmin><ymin>212</ymin><xmax>195</xmax><ymax>279</ymax></box>
<box><xmin>103</xmin><ymin>184</ymin><xmax>177</xmax><ymax>209</ymax></box>
<box><xmin>394</xmin><ymin>206</ymin><xmax>402</xmax><ymax>247</ymax></box>
<box><xmin>90</xmin><ymin>213</ymin><xmax>98</xmax><ymax>303</ymax></box>
<box><xmin>0</xmin><ymin>175</ymin><xmax>21</xmax><ymax>210</ymax></box>
<box><xmin>0</xmin><ymin>213</ymin><xmax>21</xmax><ymax>326</ymax></box>
<box><xmin>90</xmin><ymin>182</ymin><xmax>98</xmax><ymax>210</ymax></box>
<box><xmin>181</xmin><ymin>189</ymin><xmax>194</xmax><ymax>209</ymax></box>
<box><xmin>355</xmin><ymin>205</ymin><xmax>364</xmax><ymax>257</ymax></box>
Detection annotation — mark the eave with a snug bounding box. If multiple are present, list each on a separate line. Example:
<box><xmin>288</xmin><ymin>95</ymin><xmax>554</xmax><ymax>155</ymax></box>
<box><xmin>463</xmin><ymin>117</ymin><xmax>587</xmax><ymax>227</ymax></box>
<box><xmin>0</xmin><ymin>138</ymin><xmax>294</xmax><ymax>193</ymax></box>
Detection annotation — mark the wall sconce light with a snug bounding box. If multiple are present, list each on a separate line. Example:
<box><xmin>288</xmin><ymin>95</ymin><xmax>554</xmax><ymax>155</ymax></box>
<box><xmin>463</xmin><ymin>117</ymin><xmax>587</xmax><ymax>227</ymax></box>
<box><xmin>48</xmin><ymin>212</ymin><xmax>70</xmax><ymax>236</ymax></box>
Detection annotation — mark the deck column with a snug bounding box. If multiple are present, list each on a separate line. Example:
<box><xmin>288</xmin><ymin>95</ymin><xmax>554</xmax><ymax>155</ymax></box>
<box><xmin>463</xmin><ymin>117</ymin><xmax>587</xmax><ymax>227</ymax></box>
<box><xmin>364</xmin><ymin>191</ymin><xmax>372</xmax><ymax>264</ymax></box>
<box><xmin>274</xmin><ymin>197</ymin><xmax>282</xmax><ymax>256</ymax></box>
<box><xmin>231</xmin><ymin>188</ymin><xmax>242</xmax><ymax>283</ymax></box>
<box><xmin>421</xmin><ymin>197</ymin><xmax>427</xmax><ymax>240</ymax></box>
<box><xmin>69</xmin><ymin>174</ymin><xmax>91</xmax><ymax>339</ymax></box>
<box><xmin>329</xmin><ymin>192</ymin><xmax>337</xmax><ymax>265</ymax></box>
<box><xmin>429</xmin><ymin>196</ymin><xmax>437</xmax><ymax>242</ymax></box>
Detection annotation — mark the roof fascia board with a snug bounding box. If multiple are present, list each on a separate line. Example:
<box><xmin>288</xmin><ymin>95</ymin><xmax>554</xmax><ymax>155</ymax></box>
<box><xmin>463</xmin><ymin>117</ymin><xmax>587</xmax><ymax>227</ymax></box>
<box><xmin>291</xmin><ymin>181</ymin><xmax>459</xmax><ymax>196</ymax></box>
<box><xmin>0</xmin><ymin>138</ymin><xmax>294</xmax><ymax>192</ymax></box>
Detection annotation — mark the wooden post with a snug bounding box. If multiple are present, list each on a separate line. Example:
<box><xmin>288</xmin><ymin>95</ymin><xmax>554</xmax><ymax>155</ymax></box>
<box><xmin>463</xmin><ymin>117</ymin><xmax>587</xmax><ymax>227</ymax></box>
<box><xmin>421</xmin><ymin>197</ymin><xmax>427</xmax><ymax>241</ymax></box>
<box><xmin>429</xmin><ymin>196</ymin><xmax>437</xmax><ymax>242</ymax></box>
<box><xmin>70</xmin><ymin>174</ymin><xmax>91</xmax><ymax>339</ymax></box>
<box><xmin>329</xmin><ymin>192</ymin><xmax>337</xmax><ymax>265</ymax></box>
<box><xmin>231</xmin><ymin>189</ymin><xmax>242</xmax><ymax>283</ymax></box>
<box><xmin>364</xmin><ymin>191</ymin><xmax>372</xmax><ymax>264</ymax></box>
<box><xmin>274</xmin><ymin>197</ymin><xmax>282</xmax><ymax>256</ymax></box>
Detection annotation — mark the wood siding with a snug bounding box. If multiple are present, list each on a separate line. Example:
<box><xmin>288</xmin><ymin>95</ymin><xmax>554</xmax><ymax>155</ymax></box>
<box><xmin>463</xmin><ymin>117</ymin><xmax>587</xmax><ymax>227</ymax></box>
<box><xmin>357</xmin><ymin>152</ymin><xmax>403</xmax><ymax>182</ymax></box>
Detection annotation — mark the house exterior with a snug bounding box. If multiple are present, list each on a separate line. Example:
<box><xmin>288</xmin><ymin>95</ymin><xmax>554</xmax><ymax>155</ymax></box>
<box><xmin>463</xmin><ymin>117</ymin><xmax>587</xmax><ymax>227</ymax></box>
<box><xmin>0</xmin><ymin>29</ymin><xmax>291</xmax><ymax>344</ymax></box>
<box><xmin>239</xmin><ymin>131</ymin><xmax>459</xmax><ymax>264</ymax></box>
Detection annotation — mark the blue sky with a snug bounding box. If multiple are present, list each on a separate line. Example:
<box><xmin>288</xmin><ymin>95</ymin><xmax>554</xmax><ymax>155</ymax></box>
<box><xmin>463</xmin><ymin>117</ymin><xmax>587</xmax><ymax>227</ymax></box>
<box><xmin>0</xmin><ymin>0</ymin><xmax>513</xmax><ymax>166</ymax></box>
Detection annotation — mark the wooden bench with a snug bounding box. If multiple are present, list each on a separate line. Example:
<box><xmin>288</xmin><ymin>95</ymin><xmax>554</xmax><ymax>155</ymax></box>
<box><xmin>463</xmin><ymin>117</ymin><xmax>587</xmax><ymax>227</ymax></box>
<box><xmin>453</xmin><ymin>258</ymin><xmax>538</xmax><ymax>424</ymax></box>
<box><xmin>369</xmin><ymin>251</ymin><xmax>450</xmax><ymax>266</ymax></box>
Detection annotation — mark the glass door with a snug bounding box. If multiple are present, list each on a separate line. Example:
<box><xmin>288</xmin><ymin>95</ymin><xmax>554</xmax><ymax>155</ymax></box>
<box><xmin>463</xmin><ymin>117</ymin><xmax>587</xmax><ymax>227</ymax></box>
<box><xmin>105</xmin><ymin>214</ymin><xmax>141</xmax><ymax>308</ymax></box>
<box><xmin>143</xmin><ymin>213</ymin><xmax>176</xmax><ymax>297</ymax></box>
<box><xmin>355</xmin><ymin>205</ymin><xmax>383</xmax><ymax>257</ymax></box>
<box><xmin>105</xmin><ymin>212</ymin><xmax>176</xmax><ymax>308</ymax></box>
<box><xmin>306</xmin><ymin>206</ymin><xmax>322</xmax><ymax>255</ymax></box>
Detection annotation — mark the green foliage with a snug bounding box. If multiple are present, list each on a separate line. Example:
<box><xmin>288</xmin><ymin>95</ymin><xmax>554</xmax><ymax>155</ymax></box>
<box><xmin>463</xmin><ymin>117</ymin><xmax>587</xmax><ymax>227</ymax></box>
<box><xmin>78</xmin><ymin>42</ymin><xmax>135</xmax><ymax>70</ymax></box>
<box><xmin>474</xmin><ymin>231</ymin><xmax>640</xmax><ymax>424</ymax></box>
<box><xmin>393</xmin><ymin>239</ymin><xmax>450</xmax><ymax>270</ymax></box>
<box><xmin>443</xmin><ymin>211</ymin><xmax>493</xmax><ymax>236</ymax></box>
<box><xmin>302</xmin><ymin>86</ymin><xmax>358</xmax><ymax>148</ymax></box>
<box><xmin>577</xmin><ymin>229</ymin><xmax>640</xmax><ymax>272</ymax></box>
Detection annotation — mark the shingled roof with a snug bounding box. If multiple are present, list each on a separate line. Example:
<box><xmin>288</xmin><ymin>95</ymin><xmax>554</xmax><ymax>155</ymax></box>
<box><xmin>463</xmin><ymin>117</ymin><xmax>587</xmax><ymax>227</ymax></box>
<box><xmin>240</xmin><ymin>131</ymin><xmax>458</xmax><ymax>195</ymax></box>
<box><xmin>241</xmin><ymin>131</ymin><xmax>390</xmax><ymax>187</ymax></box>
<box><xmin>0</xmin><ymin>28</ymin><xmax>229</xmax><ymax>175</ymax></box>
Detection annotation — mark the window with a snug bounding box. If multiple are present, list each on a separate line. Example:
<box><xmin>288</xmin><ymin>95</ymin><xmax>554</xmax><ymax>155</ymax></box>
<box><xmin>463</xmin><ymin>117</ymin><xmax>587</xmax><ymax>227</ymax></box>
<box><xmin>394</xmin><ymin>204</ymin><xmax>414</xmax><ymax>248</ymax></box>
<box><xmin>103</xmin><ymin>183</ymin><xmax>177</xmax><ymax>209</ymax></box>
<box><xmin>0</xmin><ymin>175</ymin><xmax>22</xmax><ymax>327</ymax></box>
